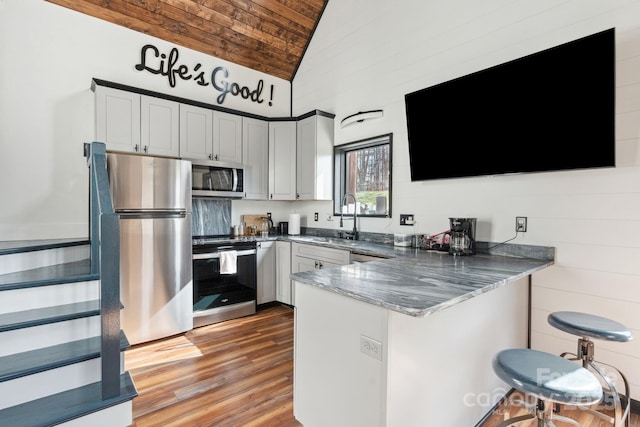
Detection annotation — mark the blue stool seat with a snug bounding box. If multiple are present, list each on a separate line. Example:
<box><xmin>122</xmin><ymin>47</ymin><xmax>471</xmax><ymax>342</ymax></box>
<box><xmin>493</xmin><ymin>348</ymin><xmax>602</xmax><ymax>405</ymax></box>
<box><xmin>548</xmin><ymin>311</ymin><xmax>633</xmax><ymax>427</ymax></box>
<box><xmin>548</xmin><ymin>311</ymin><xmax>632</xmax><ymax>342</ymax></box>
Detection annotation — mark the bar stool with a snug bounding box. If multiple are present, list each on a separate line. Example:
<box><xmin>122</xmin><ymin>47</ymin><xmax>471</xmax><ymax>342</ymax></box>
<box><xmin>548</xmin><ymin>311</ymin><xmax>633</xmax><ymax>427</ymax></box>
<box><xmin>493</xmin><ymin>348</ymin><xmax>602</xmax><ymax>427</ymax></box>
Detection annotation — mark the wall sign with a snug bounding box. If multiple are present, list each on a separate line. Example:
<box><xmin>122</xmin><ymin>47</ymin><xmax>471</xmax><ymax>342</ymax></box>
<box><xmin>134</xmin><ymin>44</ymin><xmax>275</xmax><ymax>106</ymax></box>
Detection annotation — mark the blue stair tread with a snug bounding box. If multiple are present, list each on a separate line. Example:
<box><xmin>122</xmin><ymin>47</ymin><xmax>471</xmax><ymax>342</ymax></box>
<box><xmin>0</xmin><ymin>300</ymin><xmax>101</xmax><ymax>333</ymax></box>
<box><xmin>0</xmin><ymin>371</ymin><xmax>137</xmax><ymax>427</ymax></box>
<box><xmin>0</xmin><ymin>331</ymin><xmax>130</xmax><ymax>383</ymax></box>
<box><xmin>0</xmin><ymin>238</ymin><xmax>89</xmax><ymax>256</ymax></box>
<box><xmin>0</xmin><ymin>259</ymin><xmax>97</xmax><ymax>290</ymax></box>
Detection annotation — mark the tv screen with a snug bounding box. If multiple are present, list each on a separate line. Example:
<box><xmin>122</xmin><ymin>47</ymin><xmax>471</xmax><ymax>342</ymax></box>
<box><xmin>405</xmin><ymin>28</ymin><xmax>615</xmax><ymax>181</ymax></box>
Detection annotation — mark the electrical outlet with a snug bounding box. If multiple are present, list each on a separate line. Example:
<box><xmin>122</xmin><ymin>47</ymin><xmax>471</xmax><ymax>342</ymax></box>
<box><xmin>360</xmin><ymin>335</ymin><xmax>382</xmax><ymax>360</ymax></box>
<box><xmin>516</xmin><ymin>216</ymin><xmax>527</xmax><ymax>232</ymax></box>
<box><xmin>400</xmin><ymin>214</ymin><xmax>415</xmax><ymax>226</ymax></box>
<box><xmin>314</xmin><ymin>212</ymin><xmax>318</xmax><ymax>221</ymax></box>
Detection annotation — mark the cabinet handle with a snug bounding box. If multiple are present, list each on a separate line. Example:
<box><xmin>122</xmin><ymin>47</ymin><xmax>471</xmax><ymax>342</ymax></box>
<box><xmin>318</xmin><ymin>262</ymin><xmax>323</xmax><ymax>269</ymax></box>
<box><xmin>215</xmin><ymin>154</ymin><xmax>219</xmax><ymax>160</ymax></box>
<box><xmin>134</xmin><ymin>144</ymin><xmax>139</xmax><ymax>152</ymax></box>
<box><xmin>208</xmin><ymin>153</ymin><xmax>212</xmax><ymax>160</ymax></box>
<box><xmin>296</xmin><ymin>193</ymin><xmax>300</xmax><ymax>199</ymax></box>
<box><xmin>314</xmin><ymin>261</ymin><xmax>319</xmax><ymax>269</ymax></box>
<box><xmin>270</xmin><ymin>194</ymin><xmax>273</xmax><ymax>199</ymax></box>
<box><xmin>143</xmin><ymin>145</ymin><xmax>148</xmax><ymax>153</ymax></box>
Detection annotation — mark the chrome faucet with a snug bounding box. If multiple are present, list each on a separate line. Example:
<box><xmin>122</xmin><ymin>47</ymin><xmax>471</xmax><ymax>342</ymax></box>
<box><xmin>339</xmin><ymin>193</ymin><xmax>358</xmax><ymax>240</ymax></box>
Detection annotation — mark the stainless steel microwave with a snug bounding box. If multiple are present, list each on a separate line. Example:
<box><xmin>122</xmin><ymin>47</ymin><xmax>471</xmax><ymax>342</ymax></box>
<box><xmin>191</xmin><ymin>160</ymin><xmax>244</xmax><ymax>198</ymax></box>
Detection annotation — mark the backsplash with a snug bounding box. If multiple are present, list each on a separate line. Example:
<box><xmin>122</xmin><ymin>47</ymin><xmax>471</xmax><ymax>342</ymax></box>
<box><xmin>192</xmin><ymin>198</ymin><xmax>231</xmax><ymax>237</ymax></box>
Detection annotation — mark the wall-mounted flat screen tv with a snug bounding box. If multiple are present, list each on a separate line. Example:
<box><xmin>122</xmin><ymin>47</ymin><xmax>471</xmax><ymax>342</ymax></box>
<box><xmin>405</xmin><ymin>28</ymin><xmax>615</xmax><ymax>181</ymax></box>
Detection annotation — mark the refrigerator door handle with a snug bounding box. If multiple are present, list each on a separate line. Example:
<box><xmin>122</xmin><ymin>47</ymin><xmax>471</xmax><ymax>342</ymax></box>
<box><xmin>118</xmin><ymin>210</ymin><xmax>188</xmax><ymax>219</ymax></box>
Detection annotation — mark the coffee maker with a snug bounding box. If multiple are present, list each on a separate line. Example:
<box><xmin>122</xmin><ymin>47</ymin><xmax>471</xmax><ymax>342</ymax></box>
<box><xmin>448</xmin><ymin>218</ymin><xmax>477</xmax><ymax>256</ymax></box>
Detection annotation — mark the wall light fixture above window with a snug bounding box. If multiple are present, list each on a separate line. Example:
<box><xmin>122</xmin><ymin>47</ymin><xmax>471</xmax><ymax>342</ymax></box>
<box><xmin>340</xmin><ymin>110</ymin><xmax>384</xmax><ymax>128</ymax></box>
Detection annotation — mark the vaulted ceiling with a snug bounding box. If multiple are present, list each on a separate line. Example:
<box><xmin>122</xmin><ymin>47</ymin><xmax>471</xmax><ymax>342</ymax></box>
<box><xmin>46</xmin><ymin>0</ymin><xmax>329</xmax><ymax>81</ymax></box>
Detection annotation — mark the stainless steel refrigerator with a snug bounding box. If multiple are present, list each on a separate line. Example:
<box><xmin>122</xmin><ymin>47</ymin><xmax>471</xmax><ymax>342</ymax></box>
<box><xmin>107</xmin><ymin>152</ymin><xmax>193</xmax><ymax>345</ymax></box>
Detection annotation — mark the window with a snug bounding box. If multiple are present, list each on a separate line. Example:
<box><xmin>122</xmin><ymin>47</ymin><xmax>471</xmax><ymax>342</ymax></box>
<box><xmin>334</xmin><ymin>134</ymin><xmax>392</xmax><ymax>217</ymax></box>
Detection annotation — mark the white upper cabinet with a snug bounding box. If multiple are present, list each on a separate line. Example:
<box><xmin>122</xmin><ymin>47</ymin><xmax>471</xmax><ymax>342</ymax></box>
<box><xmin>141</xmin><ymin>95</ymin><xmax>180</xmax><ymax>157</ymax></box>
<box><xmin>179</xmin><ymin>106</ymin><xmax>243</xmax><ymax>163</ymax></box>
<box><xmin>296</xmin><ymin>114</ymin><xmax>334</xmax><ymax>200</ymax></box>
<box><xmin>95</xmin><ymin>86</ymin><xmax>179</xmax><ymax>156</ymax></box>
<box><xmin>213</xmin><ymin>111</ymin><xmax>243</xmax><ymax>164</ymax></box>
<box><xmin>242</xmin><ymin>117</ymin><xmax>269</xmax><ymax>200</ymax></box>
<box><xmin>95</xmin><ymin>86</ymin><xmax>141</xmax><ymax>153</ymax></box>
<box><xmin>268</xmin><ymin>121</ymin><xmax>297</xmax><ymax>200</ymax></box>
<box><xmin>179</xmin><ymin>104</ymin><xmax>213</xmax><ymax>161</ymax></box>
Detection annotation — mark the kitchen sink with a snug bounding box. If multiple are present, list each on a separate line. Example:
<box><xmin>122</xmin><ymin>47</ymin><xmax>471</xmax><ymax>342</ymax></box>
<box><xmin>295</xmin><ymin>236</ymin><xmax>360</xmax><ymax>246</ymax></box>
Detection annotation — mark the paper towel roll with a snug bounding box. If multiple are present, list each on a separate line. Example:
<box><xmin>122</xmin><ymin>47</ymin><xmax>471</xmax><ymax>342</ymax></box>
<box><xmin>288</xmin><ymin>213</ymin><xmax>301</xmax><ymax>235</ymax></box>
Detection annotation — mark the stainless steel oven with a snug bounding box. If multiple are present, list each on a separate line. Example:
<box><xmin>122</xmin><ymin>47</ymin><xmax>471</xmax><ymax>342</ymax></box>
<box><xmin>192</xmin><ymin>239</ymin><xmax>257</xmax><ymax>328</ymax></box>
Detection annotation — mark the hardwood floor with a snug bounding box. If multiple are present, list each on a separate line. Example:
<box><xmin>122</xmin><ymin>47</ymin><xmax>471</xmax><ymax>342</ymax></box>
<box><xmin>125</xmin><ymin>304</ymin><xmax>302</xmax><ymax>426</ymax></box>
<box><xmin>126</xmin><ymin>303</ymin><xmax>638</xmax><ymax>427</ymax></box>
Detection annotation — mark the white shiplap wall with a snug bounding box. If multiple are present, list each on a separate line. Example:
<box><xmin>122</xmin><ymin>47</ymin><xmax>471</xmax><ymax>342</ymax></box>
<box><xmin>292</xmin><ymin>0</ymin><xmax>640</xmax><ymax>399</ymax></box>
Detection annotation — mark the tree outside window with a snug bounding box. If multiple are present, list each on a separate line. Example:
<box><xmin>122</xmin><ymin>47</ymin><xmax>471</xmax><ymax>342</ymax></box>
<box><xmin>334</xmin><ymin>134</ymin><xmax>392</xmax><ymax>217</ymax></box>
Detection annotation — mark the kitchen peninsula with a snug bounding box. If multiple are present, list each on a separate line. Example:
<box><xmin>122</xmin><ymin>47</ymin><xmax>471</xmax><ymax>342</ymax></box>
<box><xmin>290</xmin><ymin>242</ymin><xmax>554</xmax><ymax>427</ymax></box>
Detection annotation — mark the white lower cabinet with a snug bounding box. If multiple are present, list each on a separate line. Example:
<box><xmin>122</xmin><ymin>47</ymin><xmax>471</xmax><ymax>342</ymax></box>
<box><xmin>257</xmin><ymin>241</ymin><xmax>276</xmax><ymax>305</ymax></box>
<box><xmin>291</xmin><ymin>243</ymin><xmax>350</xmax><ymax>273</ymax></box>
<box><xmin>276</xmin><ymin>241</ymin><xmax>292</xmax><ymax>305</ymax></box>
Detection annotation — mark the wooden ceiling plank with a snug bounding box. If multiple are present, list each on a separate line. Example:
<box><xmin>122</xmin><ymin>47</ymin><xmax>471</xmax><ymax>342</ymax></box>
<box><xmin>46</xmin><ymin>0</ymin><xmax>294</xmax><ymax>80</ymax></box>
<box><xmin>272</xmin><ymin>0</ymin><xmax>326</xmax><ymax>21</ymax></box>
<box><xmin>162</xmin><ymin>0</ymin><xmax>306</xmax><ymax>54</ymax></box>
<box><xmin>217</xmin><ymin>0</ymin><xmax>316</xmax><ymax>34</ymax></box>
<box><xmin>45</xmin><ymin>0</ymin><xmax>328</xmax><ymax>81</ymax></box>
<box><xmin>96</xmin><ymin>0</ymin><xmax>298</xmax><ymax>70</ymax></box>
<box><xmin>249</xmin><ymin>0</ymin><xmax>316</xmax><ymax>29</ymax></box>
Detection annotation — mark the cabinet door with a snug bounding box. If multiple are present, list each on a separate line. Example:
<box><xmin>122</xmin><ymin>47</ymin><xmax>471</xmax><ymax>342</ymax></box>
<box><xmin>276</xmin><ymin>241</ymin><xmax>292</xmax><ymax>305</ymax></box>
<box><xmin>291</xmin><ymin>255</ymin><xmax>318</xmax><ymax>274</ymax></box>
<box><xmin>297</xmin><ymin>115</ymin><xmax>334</xmax><ymax>200</ymax></box>
<box><xmin>257</xmin><ymin>241</ymin><xmax>276</xmax><ymax>304</ymax></box>
<box><xmin>179</xmin><ymin>104</ymin><xmax>213</xmax><ymax>160</ymax></box>
<box><xmin>141</xmin><ymin>95</ymin><xmax>179</xmax><ymax>157</ymax></box>
<box><xmin>268</xmin><ymin>121</ymin><xmax>297</xmax><ymax>200</ymax></box>
<box><xmin>242</xmin><ymin>118</ymin><xmax>269</xmax><ymax>200</ymax></box>
<box><xmin>213</xmin><ymin>111</ymin><xmax>243</xmax><ymax>163</ymax></box>
<box><xmin>95</xmin><ymin>86</ymin><xmax>141</xmax><ymax>153</ymax></box>
<box><xmin>292</xmin><ymin>242</ymin><xmax>351</xmax><ymax>266</ymax></box>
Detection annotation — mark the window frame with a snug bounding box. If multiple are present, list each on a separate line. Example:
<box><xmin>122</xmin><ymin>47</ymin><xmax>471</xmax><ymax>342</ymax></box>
<box><xmin>333</xmin><ymin>133</ymin><xmax>393</xmax><ymax>218</ymax></box>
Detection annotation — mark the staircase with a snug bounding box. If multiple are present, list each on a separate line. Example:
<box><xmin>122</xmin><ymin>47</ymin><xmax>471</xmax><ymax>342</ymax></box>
<box><xmin>0</xmin><ymin>142</ymin><xmax>137</xmax><ymax>426</ymax></box>
<box><xmin>0</xmin><ymin>239</ymin><xmax>136</xmax><ymax>426</ymax></box>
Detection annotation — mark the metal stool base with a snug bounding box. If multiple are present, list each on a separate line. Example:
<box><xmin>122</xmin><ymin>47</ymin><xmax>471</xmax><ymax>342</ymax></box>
<box><xmin>558</xmin><ymin>348</ymin><xmax>631</xmax><ymax>427</ymax></box>
<box><xmin>498</xmin><ymin>398</ymin><xmax>584</xmax><ymax>427</ymax></box>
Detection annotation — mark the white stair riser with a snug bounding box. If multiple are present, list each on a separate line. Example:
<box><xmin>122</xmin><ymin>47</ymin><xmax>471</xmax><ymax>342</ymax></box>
<box><xmin>59</xmin><ymin>400</ymin><xmax>133</xmax><ymax>427</ymax></box>
<box><xmin>0</xmin><ymin>245</ymin><xmax>89</xmax><ymax>275</ymax></box>
<box><xmin>0</xmin><ymin>316</ymin><xmax>100</xmax><ymax>357</ymax></box>
<box><xmin>0</xmin><ymin>280</ymin><xmax>99</xmax><ymax>314</ymax></box>
<box><xmin>0</xmin><ymin>355</ymin><xmax>125</xmax><ymax>410</ymax></box>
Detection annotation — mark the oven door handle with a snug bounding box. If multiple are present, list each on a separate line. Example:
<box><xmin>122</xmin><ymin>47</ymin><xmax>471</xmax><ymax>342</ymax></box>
<box><xmin>193</xmin><ymin>249</ymin><xmax>257</xmax><ymax>260</ymax></box>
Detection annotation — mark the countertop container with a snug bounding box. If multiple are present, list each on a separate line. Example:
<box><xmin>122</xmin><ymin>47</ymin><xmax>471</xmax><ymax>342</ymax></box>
<box><xmin>393</xmin><ymin>233</ymin><xmax>414</xmax><ymax>247</ymax></box>
<box><xmin>288</xmin><ymin>214</ymin><xmax>301</xmax><ymax>235</ymax></box>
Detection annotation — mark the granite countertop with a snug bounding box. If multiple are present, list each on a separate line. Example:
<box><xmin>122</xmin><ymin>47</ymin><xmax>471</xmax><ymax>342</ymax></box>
<box><xmin>285</xmin><ymin>236</ymin><xmax>554</xmax><ymax>318</ymax></box>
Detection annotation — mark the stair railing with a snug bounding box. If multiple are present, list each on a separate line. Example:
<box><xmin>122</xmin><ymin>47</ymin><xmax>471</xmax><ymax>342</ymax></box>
<box><xmin>85</xmin><ymin>141</ymin><xmax>121</xmax><ymax>400</ymax></box>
